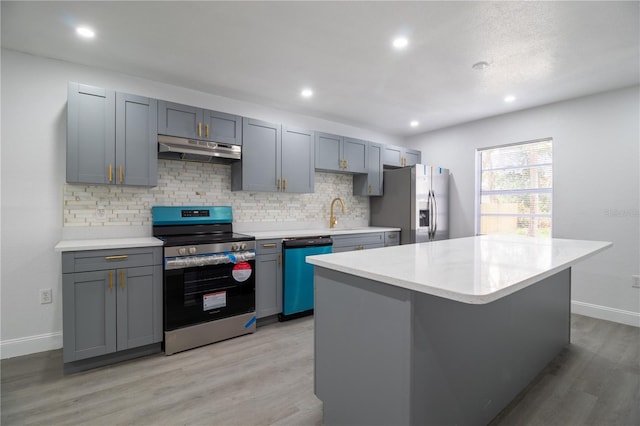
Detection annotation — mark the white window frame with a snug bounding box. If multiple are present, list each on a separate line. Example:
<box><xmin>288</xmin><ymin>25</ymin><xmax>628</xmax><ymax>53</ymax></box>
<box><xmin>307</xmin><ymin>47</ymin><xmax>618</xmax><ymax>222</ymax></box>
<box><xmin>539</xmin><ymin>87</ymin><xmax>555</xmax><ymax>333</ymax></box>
<box><xmin>475</xmin><ymin>138</ymin><xmax>554</xmax><ymax>237</ymax></box>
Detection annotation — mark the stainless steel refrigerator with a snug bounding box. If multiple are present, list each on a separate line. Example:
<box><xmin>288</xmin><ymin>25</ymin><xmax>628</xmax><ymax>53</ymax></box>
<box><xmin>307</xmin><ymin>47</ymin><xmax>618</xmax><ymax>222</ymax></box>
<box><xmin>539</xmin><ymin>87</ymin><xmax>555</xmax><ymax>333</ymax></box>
<box><xmin>370</xmin><ymin>164</ymin><xmax>449</xmax><ymax>244</ymax></box>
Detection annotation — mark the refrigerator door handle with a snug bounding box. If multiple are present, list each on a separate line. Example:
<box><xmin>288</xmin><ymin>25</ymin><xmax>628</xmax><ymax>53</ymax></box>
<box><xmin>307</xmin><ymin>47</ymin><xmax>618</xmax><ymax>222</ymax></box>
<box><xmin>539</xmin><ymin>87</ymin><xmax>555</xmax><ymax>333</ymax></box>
<box><xmin>432</xmin><ymin>189</ymin><xmax>438</xmax><ymax>239</ymax></box>
<box><xmin>428</xmin><ymin>190</ymin><xmax>435</xmax><ymax>241</ymax></box>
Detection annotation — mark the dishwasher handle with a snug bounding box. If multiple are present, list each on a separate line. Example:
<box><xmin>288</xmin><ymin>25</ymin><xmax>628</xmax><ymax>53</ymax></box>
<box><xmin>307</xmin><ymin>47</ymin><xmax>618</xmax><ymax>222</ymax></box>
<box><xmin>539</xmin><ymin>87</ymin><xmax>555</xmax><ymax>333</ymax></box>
<box><xmin>282</xmin><ymin>236</ymin><xmax>333</xmax><ymax>249</ymax></box>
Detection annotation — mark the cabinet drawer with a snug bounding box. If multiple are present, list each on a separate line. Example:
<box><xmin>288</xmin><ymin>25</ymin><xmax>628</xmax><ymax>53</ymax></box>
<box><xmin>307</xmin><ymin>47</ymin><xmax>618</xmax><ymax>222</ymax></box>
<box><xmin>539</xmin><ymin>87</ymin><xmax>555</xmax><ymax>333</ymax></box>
<box><xmin>256</xmin><ymin>239</ymin><xmax>283</xmax><ymax>255</ymax></box>
<box><xmin>333</xmin><ymin>242</ymin><xmax>384</xmax><ymax>253</ymax></box>
<box><xmin>384</xmin><ymin>231</ymin><xmax>400</xmax><ymax>246</ymax></box>
<box><xmin>331</xmin><ymin>233</ymin><xmax>384</xmax><ymax>249</ymax></box>
<box><xmin>62</xmin><ymin>247</ymin><xmax>162</xmax><ymax>273</ymax></box>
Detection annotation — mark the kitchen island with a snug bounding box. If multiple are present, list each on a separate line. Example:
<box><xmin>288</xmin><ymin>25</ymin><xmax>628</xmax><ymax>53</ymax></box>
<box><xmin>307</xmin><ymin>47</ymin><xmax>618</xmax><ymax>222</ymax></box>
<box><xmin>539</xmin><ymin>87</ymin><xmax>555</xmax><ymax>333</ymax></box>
<box><xmin>306</xmin><ymin>235</ymin><xmax>611</xmax><ymax>426</ymax></box>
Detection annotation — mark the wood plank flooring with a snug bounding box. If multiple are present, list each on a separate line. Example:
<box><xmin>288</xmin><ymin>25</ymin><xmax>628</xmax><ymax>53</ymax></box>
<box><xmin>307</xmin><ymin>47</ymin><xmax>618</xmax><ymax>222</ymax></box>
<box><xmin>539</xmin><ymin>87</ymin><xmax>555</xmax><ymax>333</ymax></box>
<box><xmin>1</xmin><ymin>314</ymin><xmax>638</xmax><ymax>425</ymax></box>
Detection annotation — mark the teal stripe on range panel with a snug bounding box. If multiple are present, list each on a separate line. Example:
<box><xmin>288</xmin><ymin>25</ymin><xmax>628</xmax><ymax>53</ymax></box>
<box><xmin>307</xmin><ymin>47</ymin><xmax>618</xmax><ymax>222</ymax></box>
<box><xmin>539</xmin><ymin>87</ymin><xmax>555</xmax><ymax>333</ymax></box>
<box><xmin>151</xmin><ymin>206</ymin><xmax>233</xmax><ymax>225</ymax></box>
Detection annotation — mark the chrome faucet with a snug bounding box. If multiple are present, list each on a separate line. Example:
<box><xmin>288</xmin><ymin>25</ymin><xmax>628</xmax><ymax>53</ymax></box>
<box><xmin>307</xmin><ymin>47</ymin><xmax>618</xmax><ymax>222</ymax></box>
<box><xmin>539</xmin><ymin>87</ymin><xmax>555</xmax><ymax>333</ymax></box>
<box><xmin>330</xmin><ymin>197</ymin><xmax>346</xmax><ymax>229</ymax></box>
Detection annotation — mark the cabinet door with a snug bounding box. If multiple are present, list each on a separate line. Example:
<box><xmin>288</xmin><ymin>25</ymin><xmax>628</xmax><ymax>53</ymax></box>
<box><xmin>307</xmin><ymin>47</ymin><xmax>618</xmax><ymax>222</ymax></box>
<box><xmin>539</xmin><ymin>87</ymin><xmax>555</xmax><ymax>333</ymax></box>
<box><xmin>343</xmin><ymin>137</ymin><xmax>368</xmax><ymax>173</ymax></box>
<box><xmin>203</xmin><ymin>110</ymin><xmax>242</xmax><ymax>145</ymax></box>
<box><xmin>157</xmin><ymin>100</ymin><xmax>202</xmax><ymax>139</ymax></box>
<box><xmin>315</xmin><ymin>132</ymin><xmax>342</xmax><ymax>171</ymax></box>
<box><xmin>67</xmin><ymin>82</ymin><xmax>115</xmax><ymax>184</ymax></box>
<box><xmin>116</xmin><ymin>265</ymin><xmax>163</xmax><ymax>350</ymax></box>
<box><xmin>382</xmin><ymin>144</ymin><xmax>404</xmax><ymax>167</ymax></box>
<box><xmin>62</xmin><ymin>270</ymin><xmax>117</xmax><ymax>362</ymax></box>
<box><xmin>239</xmin><ymin>118</ymin><xmax>281</xmax><ymax>192</ymax></box>
<box><xmin>256</xmin><ymin>253</ymin><xmax>283</xmax><ymax>318</ymax></box>
<box><xmin>116</xmin><ymin>93</ymin><xmax>158</xmax><ymax>187</ymax></box>
<box><xmin>282</xmin><ymin>126</ymin><xmax>314</xmax><ymax>193</ymax></box>
<box><xmin>353</xmin><ymin>141</ymin><xmax>382</xmax><ymax>196</ymax></box>
<box><xmin>404</xmin><ymin>149</ymin><xmax>421</xmax><ymax>167</ymax></box>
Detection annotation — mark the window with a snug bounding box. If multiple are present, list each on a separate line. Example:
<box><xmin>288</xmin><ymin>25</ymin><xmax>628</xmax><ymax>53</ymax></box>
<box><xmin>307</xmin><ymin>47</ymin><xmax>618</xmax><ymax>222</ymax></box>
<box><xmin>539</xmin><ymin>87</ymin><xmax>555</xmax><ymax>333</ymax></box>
<box><xmin>477</xmin><ymin>139</ymin><xmax>553</xmax><ymax>237</ymax></box>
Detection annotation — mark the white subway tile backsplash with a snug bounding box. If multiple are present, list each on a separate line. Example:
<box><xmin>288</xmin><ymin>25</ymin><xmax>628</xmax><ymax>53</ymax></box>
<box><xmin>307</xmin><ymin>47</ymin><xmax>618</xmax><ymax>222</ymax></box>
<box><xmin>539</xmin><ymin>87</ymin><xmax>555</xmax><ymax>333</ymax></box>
<box><xmin>63</xmin><ymin>160</ymin><xmax>370</xmax><ymax>228</ymax></box>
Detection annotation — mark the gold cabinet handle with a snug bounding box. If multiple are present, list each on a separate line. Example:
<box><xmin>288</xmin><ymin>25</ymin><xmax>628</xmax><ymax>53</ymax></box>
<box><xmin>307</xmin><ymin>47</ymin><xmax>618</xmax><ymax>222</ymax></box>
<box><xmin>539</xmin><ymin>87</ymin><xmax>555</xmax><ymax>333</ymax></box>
<box><xmin>105</xmin><ymin>255</ymin><xmax>128</xmax><ymax>261</ymax></box>
<box><xmin>108</xmin><ymin>270</ymin><xmax>113</xmax><ymax>290</ymax></box>
<box><xmin>118</xmin><ymin>165</ymin><xmax>123</xmax><ymax>183</ymax></box>
<box><xmin>120</xmin><ymin>270</ymin><xmax>125</xmax><ymax>289</ymax></box>
<box><xmin>205</xmin><ymin>124</ymin><xmax>210</xmax><ymax>138</ymax></box>
<box><xmin>108</xmin><ymin>164</ymin><xmax>113</xmax><ymax>182</ymax></box>
<box><xmin>262</xmin><ymin>243</ymin><xmax>277</xmax><ymax>248</ymax></box>
<box><xmin>277</xmin><ymin>178</ymin><xmax>281</xmax><ymax>191</ymax></box>
<box><xmin>283</xmin><ymin>178</ymin><xmax>287</xmax><ymax>192</ymax></box>
<box><xmin>388</xmin><ymin>233</ymin><xmax>397</xmax><ymax>239</ymax></box>
<box><xmin>198</xmin><ymin>122</ymin><xmax>202</xmax><ymax>137</ymax></box>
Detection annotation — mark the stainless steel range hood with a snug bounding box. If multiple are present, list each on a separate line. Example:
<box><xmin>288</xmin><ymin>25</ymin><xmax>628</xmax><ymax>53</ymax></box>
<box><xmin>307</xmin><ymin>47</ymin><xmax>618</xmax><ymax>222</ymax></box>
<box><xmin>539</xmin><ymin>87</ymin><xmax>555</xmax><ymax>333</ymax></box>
<box><xmin>158</xmin><ymin>134</ymin><xmax>241</xmax><ymax>163</ymax></box>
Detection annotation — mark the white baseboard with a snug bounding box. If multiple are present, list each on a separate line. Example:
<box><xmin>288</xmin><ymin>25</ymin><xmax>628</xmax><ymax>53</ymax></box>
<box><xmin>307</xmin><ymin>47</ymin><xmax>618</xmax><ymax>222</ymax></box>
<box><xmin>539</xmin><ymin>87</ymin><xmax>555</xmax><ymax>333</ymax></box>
<box><xmin>572</xmin><ymin>300</ymin><xmax>640</xmax><ymax>327</ymax></box>
<box><xmin>0</xmin><ymin>332</ymin><xmax>62</xmax><ymax>360</ymax></box>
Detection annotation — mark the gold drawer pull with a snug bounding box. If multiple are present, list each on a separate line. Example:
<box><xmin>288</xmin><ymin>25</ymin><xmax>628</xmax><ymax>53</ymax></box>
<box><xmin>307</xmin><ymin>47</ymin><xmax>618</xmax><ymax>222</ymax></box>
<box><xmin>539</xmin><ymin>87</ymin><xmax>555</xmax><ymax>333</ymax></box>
<box><xmin>262</xmin><ymin>243</ymin><xmax>277</xmax><ymax>248</ymax></box>
<box><xmin>388</xmin><ymin>234</ymin><xmax>397</xmax><ymax>239</ymax></box>
<box><xmin>108</xmin><ymin>271</ymin><xmax>113</xmax><ymax>290</ymax></box>
<box><xmin>120</xmin><ymin>270</ymin><xmax>125</xmax><ymax>289</ymax></box>
<box><xmin>119</xmin><ymin>165</ymin><xmax>123</xmax><ymax>183</ymax></box>
<box><xmin>105</xmin><ymin>255</ymin><xmax>128</xmax><ymax>261</ymax></box>
<box><xmin>108</xmin><ymin>164</ymin><xmax>113</xmax><ymax>182</ymax></box>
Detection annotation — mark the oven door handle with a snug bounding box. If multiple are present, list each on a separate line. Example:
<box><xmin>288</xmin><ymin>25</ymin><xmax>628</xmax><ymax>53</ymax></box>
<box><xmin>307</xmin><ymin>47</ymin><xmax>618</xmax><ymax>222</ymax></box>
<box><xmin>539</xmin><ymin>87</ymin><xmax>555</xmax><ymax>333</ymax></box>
<box><xmin>164</xmin><ymin>251</ymin><xmax>255</xmax><ymax>270</ymax></box>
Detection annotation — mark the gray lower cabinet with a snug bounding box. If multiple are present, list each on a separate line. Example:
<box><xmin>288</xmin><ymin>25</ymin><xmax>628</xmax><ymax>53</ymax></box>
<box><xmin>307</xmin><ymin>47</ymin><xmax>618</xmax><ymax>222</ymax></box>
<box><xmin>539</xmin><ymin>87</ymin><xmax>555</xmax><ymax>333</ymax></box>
<box><xmin>382</xmin><ymin>144</ymin><xmax>421</xmax><ymax>168</ymax></box>
<box><xmin>67</xmin><ymin>82</ymin><xmax>157</xmax><ymax>187</ymax></box>
<box><xmin>384</xmin><ymin>231</ymin><xmax>400</xmax><ymax>246</ymax></box>
<box><xmin>62</xmin><ymin>247</ymin><xmax>162</xmax><ymax>368</ymax></box>
<box><xmin>255</xmin><ymin>239</ymin><xmax>283</xmax><ymax>319</ymax></box>
<box><xmin>157</xmin><ymin>100</ymin><xmax>242</xmax><ymax>145</ymax></box>
<box><xmin>353</xmin><ymin>141</ymin><xmax>383</xmax><ymax>196</ymax></box>
<box><xmin>231</xmin><ymin>119</ymin><xmax>314</xmax><ymax>193</ymax></box>
<box><xmin>315</xmin><ymin>132</ymin><xmax>368</xmax><ymax>174</ymax></box>
<box><xmin>331</xmin><ymin>232</ymin><xmax>385</xmax><ymax>253</ymax></box>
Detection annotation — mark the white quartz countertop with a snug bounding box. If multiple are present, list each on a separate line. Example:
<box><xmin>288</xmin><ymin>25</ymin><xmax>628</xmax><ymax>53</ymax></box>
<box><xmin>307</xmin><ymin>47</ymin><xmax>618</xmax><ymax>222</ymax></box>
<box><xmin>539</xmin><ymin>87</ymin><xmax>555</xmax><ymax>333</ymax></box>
<box><xmin>54</xmin><ymin>237</ymin><xmax>164</xmax><ymax>252</ymax></box>
<box><xmin>306</xmin><ymin>235</ymin><xmax>612</xmax><ymax>304</ymax></box>
<box><xmin>245</xmin><ymin>226</ymin><xmax>400</xmax><ymax>240</ymax></box>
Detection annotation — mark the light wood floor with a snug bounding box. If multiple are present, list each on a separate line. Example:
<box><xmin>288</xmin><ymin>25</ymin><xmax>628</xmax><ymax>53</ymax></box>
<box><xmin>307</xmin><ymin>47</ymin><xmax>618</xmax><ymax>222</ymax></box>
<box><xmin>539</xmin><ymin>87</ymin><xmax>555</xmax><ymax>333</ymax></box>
<box><xmin>1</xmin><ymin>314</ymin><xmax>638</xmax><ymax>425</ymax></box>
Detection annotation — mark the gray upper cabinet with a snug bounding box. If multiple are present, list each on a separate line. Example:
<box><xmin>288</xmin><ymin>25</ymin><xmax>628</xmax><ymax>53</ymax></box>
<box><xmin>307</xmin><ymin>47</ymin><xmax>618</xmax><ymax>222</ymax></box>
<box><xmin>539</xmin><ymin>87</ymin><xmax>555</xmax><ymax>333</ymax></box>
<box><xmin>353</xmin><ymin>141</ymin><xmax>383</xmax><ymax>196</ymax></box>
<box><xmin>382</xmin><ymin>144</ymin><xmax>422</xmax><ymax>167</ymax></box>
<box><xmin>116</xmin><ymin>93</ymin><xmax>158</xmax><ymax>187</ymax></box>
<box><xmin>157</xmin><ymin>100</ymin><xmax>242</xmax><ymax>145</ymax></box>
<box><xmin>315</xmin><ymin>132</ymin><xmax>368</xmax><ymax>174</ymax></box>
<box><xmin>282</xmin><ymin>126</ymin><xmax>314</xmax><ymax>193</ymax></box>
<box><xmin>67</xmin><ymin>83</ymin><xmax>116</xmax><ymax>185</ymax></box>
<box><xmin>231</xmin><ymin>119</ymin><xmax>314</xmax><ymax>193</ymax></box>
<box><xmin>67</xmin><ymin>82</ymin><xmax>157</xmax><ymax>187</ymax></box>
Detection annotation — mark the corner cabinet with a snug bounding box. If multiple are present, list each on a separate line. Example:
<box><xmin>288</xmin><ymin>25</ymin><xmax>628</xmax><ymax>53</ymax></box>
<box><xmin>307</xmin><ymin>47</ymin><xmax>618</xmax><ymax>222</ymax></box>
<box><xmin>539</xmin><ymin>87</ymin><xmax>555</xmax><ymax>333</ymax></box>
<box><xmin>62</xmin><ymin>247</ymin><xmax>163</xmax><ymax>371</ymax></box>
<box><xmin>231</xmin><ymin>119</ymin><xmax>314</xmax><ymax>193</ymax></box>
<box><xmin>67</xmin><ymin>82</ymin><xmax>158</xmax><ymax>187</ymax></box>
<box><xmin>157</xmin><ymin>100</ymin><xmax>242</xmax><ymax>145</ymax></box>
<box><xmin>353</xmin><ymin>141</ymin><xmax>383</xmax><ymax>196</ymax></box>
<box><xmin>255</xmin><ymin>239</ymin><xmax>283</xmax><ymax>319</ymax></box>
<box><xmin>382</xmin><ymin>144</ymin><xmax>421</xmax><ymax>168</ymax></box>
<box><xmin>315</xmin><ymin>133</ymin><xmax>368</xmax><ymax>174</ymax></box>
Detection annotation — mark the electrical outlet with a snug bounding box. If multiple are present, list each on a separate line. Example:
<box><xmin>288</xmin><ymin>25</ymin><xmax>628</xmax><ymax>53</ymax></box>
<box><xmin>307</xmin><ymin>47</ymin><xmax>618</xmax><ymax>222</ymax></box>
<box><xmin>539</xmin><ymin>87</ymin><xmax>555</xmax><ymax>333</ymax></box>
<box><xmin>40</xmin><ymin>288</ymin><xmax>52</xmax><ymax>304</ymax></box>
<box><xmin>632</xmin><ymin>275</ymin><xmax>640</xmax><ymax>289</ymax></box>
<box><xmin>96</xmin><ymin>205</ymin><xmax>106</xmax><ymax>220</ymax></box>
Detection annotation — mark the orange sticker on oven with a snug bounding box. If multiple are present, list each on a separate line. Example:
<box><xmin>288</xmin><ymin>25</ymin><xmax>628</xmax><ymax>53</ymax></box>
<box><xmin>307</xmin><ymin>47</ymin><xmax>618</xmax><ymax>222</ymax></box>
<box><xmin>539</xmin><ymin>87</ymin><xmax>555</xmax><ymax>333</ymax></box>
<box><xmin>232</xmin><ymin>262</ymin><xmax>252</xmax><ymax>282</ymax></box>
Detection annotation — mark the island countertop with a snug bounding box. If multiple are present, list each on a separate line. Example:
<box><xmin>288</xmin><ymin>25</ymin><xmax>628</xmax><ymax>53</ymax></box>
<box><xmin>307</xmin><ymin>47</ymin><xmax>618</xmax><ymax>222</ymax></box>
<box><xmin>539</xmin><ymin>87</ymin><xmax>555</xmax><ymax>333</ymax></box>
<box><xmin>306</xmin><ymin>235</ymin><xmax>612</xmax><ymax>304</ymax></box>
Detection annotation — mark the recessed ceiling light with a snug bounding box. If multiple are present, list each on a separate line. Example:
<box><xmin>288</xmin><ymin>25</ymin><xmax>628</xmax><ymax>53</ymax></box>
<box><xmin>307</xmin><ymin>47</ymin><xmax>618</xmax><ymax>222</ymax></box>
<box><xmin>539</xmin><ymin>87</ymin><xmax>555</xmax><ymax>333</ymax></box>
<box><xmin>392</xmin><ymin>37</ymin><xmax>409</xmax><ymax>49</ymax></box>
<box><xmin>410</xmin><ymin>120</ymin><xmax>419</xmax><ymax>127</ymax></box>
<box><xmin>76</xmin><ymin>26</ymin><xmax>95</xmax><ymax>38</ymax></box>
<box><xmin>301</xmin><ymin>88</ymin><xmax>313</xmax><ymax>98</ymax></box>
<box><xmin>472</xmin><ymin>61</ymin><xmax>490</xmax><ymax>70</ymax></box>
<box><xmin>504</xmin><ymin>95</ymin><xmax>516</xmax><ymax>103</ymax></box>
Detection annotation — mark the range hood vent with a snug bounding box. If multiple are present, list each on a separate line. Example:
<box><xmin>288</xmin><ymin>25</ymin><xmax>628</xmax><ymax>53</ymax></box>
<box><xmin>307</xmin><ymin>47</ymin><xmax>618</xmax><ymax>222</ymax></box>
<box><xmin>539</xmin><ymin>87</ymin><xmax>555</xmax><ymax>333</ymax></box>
<box><xmin>157</xmin><ymin>134</ymin><xmax>241</xmax><ymax>163</ymax></box>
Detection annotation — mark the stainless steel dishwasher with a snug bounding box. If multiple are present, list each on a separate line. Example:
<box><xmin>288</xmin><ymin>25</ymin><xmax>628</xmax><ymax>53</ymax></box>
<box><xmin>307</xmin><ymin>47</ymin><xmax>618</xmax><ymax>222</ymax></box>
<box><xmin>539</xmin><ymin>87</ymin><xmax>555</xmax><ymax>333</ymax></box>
<box><xmin>279</xmin><ymin>236</ymin><xmax>333</xmax><ymax>321</ymax></box>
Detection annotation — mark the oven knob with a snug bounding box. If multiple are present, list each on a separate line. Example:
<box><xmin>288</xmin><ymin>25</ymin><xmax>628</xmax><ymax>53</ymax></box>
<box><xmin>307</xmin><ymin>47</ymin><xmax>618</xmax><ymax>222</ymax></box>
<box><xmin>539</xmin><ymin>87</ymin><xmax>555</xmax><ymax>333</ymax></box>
<box><xmin>231</xmin><ymin>244</ymin><xmax>238</xmax><ymax>251</ymax></box>
<box><xmin>240</xmin><ymin>243</ymin><xmax>247</xmax><ymax>250</ymax></box>
<box><xmin>178</xmin><ymin>248</ymin><xmax>187</xmax><ymax>256</ymax></box>
<box><xmin>189</xmin><ymin>247</ymin><xmax>197</xmax><ymax>255</ymax></box>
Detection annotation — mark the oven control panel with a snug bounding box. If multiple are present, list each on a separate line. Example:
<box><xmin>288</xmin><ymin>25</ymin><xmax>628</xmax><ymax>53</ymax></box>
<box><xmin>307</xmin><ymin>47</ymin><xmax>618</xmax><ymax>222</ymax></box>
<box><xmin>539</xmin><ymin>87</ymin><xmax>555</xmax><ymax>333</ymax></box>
<box><xmin>181</xmin><ymin>209</ymin><xmax>210</xmax><ymax>217</ymax></box>
<box><xmin>165</xmin><ymin>240</ymin><xmax>256</xmax><ymax>258</ymax></box>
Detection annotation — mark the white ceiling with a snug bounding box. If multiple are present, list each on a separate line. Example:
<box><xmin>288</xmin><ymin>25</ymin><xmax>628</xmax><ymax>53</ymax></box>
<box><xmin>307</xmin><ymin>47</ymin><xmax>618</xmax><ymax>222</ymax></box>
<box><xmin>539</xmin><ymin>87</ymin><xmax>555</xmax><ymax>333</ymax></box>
<box><xmin>2</xmin><ymin>1</ymin><xmax>639</xmax><ymax>137</ymax></box>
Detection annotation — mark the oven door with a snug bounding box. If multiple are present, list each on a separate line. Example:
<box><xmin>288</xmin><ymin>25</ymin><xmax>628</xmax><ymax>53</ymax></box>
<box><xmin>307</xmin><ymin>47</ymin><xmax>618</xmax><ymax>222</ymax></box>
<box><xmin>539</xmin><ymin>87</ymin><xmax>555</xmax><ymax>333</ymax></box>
<box><xmin>164</xmin><ymin>258</ymin><xmax>255</xmax><ymax>331</ymax></box>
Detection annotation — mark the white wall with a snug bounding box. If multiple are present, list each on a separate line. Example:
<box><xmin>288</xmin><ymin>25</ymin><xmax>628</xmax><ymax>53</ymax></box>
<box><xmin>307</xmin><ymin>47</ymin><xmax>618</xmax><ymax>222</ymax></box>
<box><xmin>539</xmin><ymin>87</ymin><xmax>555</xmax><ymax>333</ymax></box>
<box><xmin>0</xmin><ymin>49</ymin><xmax>402</xmax><ymax>359</ymax></box>
<box><xmin>406</xmin><ymin>86</ymin><xmax>640</xmax><ymax>326</ymax></box>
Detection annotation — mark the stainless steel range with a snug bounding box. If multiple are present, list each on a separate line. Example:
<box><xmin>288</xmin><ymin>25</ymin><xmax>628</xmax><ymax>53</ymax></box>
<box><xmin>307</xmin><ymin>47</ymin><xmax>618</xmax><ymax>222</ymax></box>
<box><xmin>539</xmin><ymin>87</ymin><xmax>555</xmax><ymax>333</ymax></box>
<box><xmin>152</xmin><ymin>206</ymin><xmax>256</xmax><ymax>355</ymax></box>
